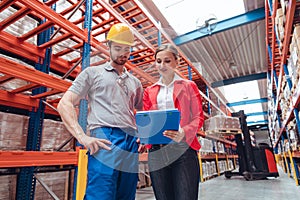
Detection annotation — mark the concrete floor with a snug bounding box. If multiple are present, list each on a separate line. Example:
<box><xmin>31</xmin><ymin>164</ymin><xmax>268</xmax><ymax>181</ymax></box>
<box><xmin>135</xmin><ymin>166</ymin><xmax>300</xmax><ymax>200</ymax></box>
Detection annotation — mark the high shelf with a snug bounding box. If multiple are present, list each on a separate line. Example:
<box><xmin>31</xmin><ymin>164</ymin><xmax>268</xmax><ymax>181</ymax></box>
<box><xmin>0</xmin><ymin>0</ymin><xmax>234</xmax><ymax>199</ymax></box>
<box><xmin>265</xmin><ymin>0</ymin><xmax>300</xmax><ymax>185</ymax></box>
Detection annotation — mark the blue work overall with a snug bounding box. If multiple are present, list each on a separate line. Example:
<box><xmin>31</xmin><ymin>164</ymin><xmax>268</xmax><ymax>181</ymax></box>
<box><xmin>84</xmin><ymin>127</ymin><xmax>138</xmax><ymax>200</ymax></box>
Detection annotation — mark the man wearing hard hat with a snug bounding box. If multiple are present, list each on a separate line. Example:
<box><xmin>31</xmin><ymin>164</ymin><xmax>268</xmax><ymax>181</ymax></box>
<box><xmin>58</xmin><ymin>23</ymin><xmax>143</xmax><ymax>200</ymax></box>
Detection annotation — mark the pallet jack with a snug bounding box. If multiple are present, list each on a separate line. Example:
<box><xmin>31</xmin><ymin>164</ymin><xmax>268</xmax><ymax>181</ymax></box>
<box><xmin>224</xmin><ymin>110</ymin><xmax>279</xmax><ymax>181</ymax></box>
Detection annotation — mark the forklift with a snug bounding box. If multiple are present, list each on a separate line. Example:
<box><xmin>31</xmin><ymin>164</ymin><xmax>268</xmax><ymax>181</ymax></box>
<box><xmin>224</xmin><ymin>110</ymin><xmax>279</xmax><ymax>181</ymax></box>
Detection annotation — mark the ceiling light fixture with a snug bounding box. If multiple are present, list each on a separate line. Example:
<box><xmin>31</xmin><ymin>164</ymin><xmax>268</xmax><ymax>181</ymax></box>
<box><xmin>229</xmin><ymin>62</ymin><xmax>237</xmax><ymax>70</ymax></box>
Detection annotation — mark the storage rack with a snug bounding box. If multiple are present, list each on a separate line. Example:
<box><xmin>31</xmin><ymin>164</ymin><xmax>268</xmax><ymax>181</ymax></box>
<box><xmin>0</xmin><ymin>0</ymin><xmax>236</xmax><ymax>198</ymax></box>
<box><xmin>266</xmin><ymin>0</ymin><xmax>300</xmax><ymax>185</ymax></box>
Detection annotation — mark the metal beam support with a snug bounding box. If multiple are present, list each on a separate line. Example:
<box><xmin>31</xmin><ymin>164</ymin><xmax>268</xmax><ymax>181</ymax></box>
<box><xmin>246</xmin><ymin>111</ymin><xmax>268</xmax><ymax>116</ymax></box>
<box><xmin>227</xmin><ymin>98</ymin><xmax>268</xmax><ymax>107</ymax></box>
<box><xmin>173</xmin><ymin>7</ymin><xmax>265</xmax><ymax>45</ymax></box>
<box><xmin>0</xmin><ymin>57</ymin><xmax>71</xmax><ymax>92</ymax></box>
<box><xmin>0</xmin><ymin>151</ymin><xmax>78</xmax><ymax>168</ymax></box>
<box><xmin>247</xmin><ymin>120</ymin><xmax>268</xmax><ymax>125</ymax></box>
<box><xmin>0</xmin><ymin>31</ymin><xmax>79</xmax><ymax>78</ymax></box>
<box><xmin>211</xmin><ymin>72</ymin><xmax>267</xmax><ymax>88</ymax></box>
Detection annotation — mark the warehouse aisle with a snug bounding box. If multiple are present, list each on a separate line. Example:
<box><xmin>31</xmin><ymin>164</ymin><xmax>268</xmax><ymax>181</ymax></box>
<box><xmin>136</xmin><ymin>166</ymin><xmax>300</xmax><ymax>200</ymax></box>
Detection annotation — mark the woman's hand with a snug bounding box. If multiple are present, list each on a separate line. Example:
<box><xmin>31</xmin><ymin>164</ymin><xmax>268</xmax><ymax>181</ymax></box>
<box><xmin>163</xmin><ymin>128</ymin><xmax>185</xmax><ymax>143</ymax></box>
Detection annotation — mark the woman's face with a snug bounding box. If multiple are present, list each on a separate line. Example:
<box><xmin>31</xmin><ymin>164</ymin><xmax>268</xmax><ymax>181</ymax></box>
<box><xmin>155</xmin><ymin>50</ymin><xmax>177</xmax><ymax>77</ymax></box>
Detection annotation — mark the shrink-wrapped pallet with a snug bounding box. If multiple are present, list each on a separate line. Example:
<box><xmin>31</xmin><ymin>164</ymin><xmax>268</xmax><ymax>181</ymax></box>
<box><xmin>0</xmin><ymin>175</ymin><xmax>17</xmax><ymax>200</ymax></box>
<box><xmin>35</xmin><ymin>171</ymin><xmax>73</xmax><ymax>200</ymax></box>
<box><xmin>0</xmin><ymin>112</ymin><xmax>28</xmax><ymax>150</ymax></box>
<box><xmin>204</xmin><ymin>115</ymin><xmax>241</xmax><ymax>135</ymax></box>
<box><xmin>41</xmin><ymin>119</ymin><xmax>73</xmax><ymax>151</ymax></box>
<box><xmin>199</xmin><ymin>137</ymin><xmax>214</xmax><ymax>153</ymax></box>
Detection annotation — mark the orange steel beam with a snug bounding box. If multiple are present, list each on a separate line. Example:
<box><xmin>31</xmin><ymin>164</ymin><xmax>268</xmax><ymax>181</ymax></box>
<box><xmin>19</xmin><ymin>0</ymin><xmax>88</xmax><ymax>42</ymax></box>
<box><xmin>0</xmin><ymin>150</ymin><xmax>78</xmax><ymax>168</ymax></box>
<box><xmin>0</xmin><ymin>57</ymin><xmax>71</xmax><ymax>92</ymax></box>
<box><xmin>10</xmin><ymin>83</ymin><xmax>40</xmax><ymax>94</ymax></box>
<box><xmin>0</xmin><ymin>0</ymin><xmax>15</xmax><ymax>13</ymax></box>
<box><xmin>18</xmin><ymin>21</ymin><xmax>55</xmax><ymax>41</ymax></box>
<box><xmin>0</xmin><ymin>75</ymin><xmax>14</xmax><ymax>84</ymax></box>
<box><xmin>0</xmin><ymin>7</ymin><xmax>31</xmax><ymax>31</ymax></box>
<box><xmin>0</xmin><ymin>90</ymin><xmax>58</xmax><ymax>115</ymax></box>
<box><xmin>54</xmin><ymin>42</ymin><xmax>84</xmax><ymax>57</ymax></box>
<box><xmin>121</xmin><ymin>6</ymin><xmax>139</xmax><ymax>17</ymax></box>
<box><xmin>39</xmin><ymin>33</ymin><xmax>72</xmax><ymax>49</ymax></box>
<box><xmin>0</xmin><ymin>31</ymin><xmax>79</xmax><ymax>78</ymax></box>
<box><xmin>59</xmin><ymin>0</ymin><xmax>82</xmax><ymax>16</ymax></box>
<box><xmin>31</xmin><ymin>89</ymin><xmax>61</xmax><ymax>99</ymax></box>
<box><xmin>0</xmin><ymin>90</ymin><xmax>39</xmax><ymax>109</ymax></box>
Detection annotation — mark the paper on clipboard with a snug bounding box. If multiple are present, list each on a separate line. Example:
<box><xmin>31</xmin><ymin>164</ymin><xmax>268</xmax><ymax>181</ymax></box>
<box><xmin>135</xmin><ymin>109</ymin><xmax>180</xmax><ymax>144</ymax></box>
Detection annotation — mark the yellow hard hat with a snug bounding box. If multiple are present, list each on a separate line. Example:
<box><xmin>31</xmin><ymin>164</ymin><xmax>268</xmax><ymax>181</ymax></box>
<box><xmin>106</xmin><ymin>23</ymin><xmax>135</xmax><ymax>46</ymax></box>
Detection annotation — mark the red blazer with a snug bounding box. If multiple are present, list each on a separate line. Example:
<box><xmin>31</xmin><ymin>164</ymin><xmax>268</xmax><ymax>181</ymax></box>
<box><xmin>143</xmin><ymin>79</ymin><xmax>204</xmax><ymax>150</ymax></box>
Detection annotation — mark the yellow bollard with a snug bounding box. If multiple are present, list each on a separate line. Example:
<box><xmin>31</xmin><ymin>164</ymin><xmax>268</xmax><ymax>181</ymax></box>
<box><xmin>283</xmin><ymin>152</ymin><xmax>290</xmax><ymax>176</ymax></box>
<box><xmin>215</xmin><ymin>154</ymin><xmax>220</xmax><ymax>176</ymax></box>
<box><xmin>225</xmin><ymin>154</ymin><xmax>229</xmax><ymax>171</ymax></box>
<box><xmin>198</xmin><ymin>152</ymin><xmax>204</xmax><ymax>182</ymax></box>
<box><xmin>76</xmin><ymin>149</ymin><xmax>88</xmax><ymax>200</ymax></box>
<box><xmin>288</xmin><ymin>150</ymin><xmax>299</xmax><ymax>186</ymax></box>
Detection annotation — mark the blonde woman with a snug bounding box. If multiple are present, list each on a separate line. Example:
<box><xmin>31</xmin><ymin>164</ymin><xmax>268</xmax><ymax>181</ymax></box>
<box><xmin>143</xmin><ymin>44</ymin><xmax>204</xmax><ymax>200</ymax></box>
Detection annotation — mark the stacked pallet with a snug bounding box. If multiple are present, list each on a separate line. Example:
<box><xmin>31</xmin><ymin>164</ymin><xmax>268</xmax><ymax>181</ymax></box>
<box><xmin>0</xmin><ymin>111</ymin><xmax>74</xmax><ymax>199</ymax></box>
<box><xmin>204</xmin><ymin>115</ymin><xmax>241</xmax><ymax>136</ymax></box>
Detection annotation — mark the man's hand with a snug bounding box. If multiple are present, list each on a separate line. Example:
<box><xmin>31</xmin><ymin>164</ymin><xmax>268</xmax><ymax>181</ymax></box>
<box><xmin>79</xmin><ymin>134</ymin><xmax>112</xmax><ymax>155</ymax></box>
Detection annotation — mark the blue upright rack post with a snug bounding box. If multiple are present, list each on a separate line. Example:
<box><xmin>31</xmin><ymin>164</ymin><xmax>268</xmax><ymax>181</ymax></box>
<box><xmin>16</xmin><ymin>2</ymin><xmax>54</xmax><ymax>198</ymax></box>
<box><xmin>72</xmin><ymin>0</ymin><xmax>93</xmax><ymax>199</ymax></box>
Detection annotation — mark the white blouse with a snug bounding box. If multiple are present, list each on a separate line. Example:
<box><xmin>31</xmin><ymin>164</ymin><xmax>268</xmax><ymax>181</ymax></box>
<box><xmin>156</xmin><ymin>74</ymin><xmax>182</xmax><ymax>110</ymax></box>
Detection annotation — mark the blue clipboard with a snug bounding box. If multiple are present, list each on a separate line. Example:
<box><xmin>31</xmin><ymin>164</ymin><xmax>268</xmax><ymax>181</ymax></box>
<box><xmin>135</xmin><ymin>109</ymin><xmax>180</xmax><ymax>144</ymax></box>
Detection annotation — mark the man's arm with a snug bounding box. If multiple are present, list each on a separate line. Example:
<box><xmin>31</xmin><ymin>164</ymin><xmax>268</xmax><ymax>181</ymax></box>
<box><xmin>57</xmin><ymin>90</ymin><xmax>111</xmax><ymax>154</ymax></box>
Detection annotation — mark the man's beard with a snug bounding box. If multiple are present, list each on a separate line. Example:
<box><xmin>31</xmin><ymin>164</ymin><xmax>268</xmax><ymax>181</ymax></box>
<box><xmin>113</xmin><ymin>56</ymin><xmax>128</xmax><ymax>65</ymax></box>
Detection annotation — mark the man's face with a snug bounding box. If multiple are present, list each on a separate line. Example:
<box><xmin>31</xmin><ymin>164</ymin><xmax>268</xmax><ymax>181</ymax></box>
<box><xmin>109</xmin><ymin>42</ymin><xmax>131</xmax><ymax>66</ymax></box>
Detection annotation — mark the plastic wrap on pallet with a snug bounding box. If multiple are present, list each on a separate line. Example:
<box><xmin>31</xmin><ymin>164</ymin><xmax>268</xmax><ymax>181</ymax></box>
<box><xmin>204</xmin><ymin>115</ymin><xmax>241</xmax><ymax>134</ymax></box>
<box><xmin>199</xmin><ymin>137</ymin><xmax>214</xmax><ymax>153</ymax></box>
<box><xmin>41</xmin><ymin>119</ymin><xmax>73</xmax><ymax>151</ymax></box>
<box><xmin>35</xmin><ymin>171</ymin><xmax>72</xmax><ymax>200</ymax></box>
<box><xmin>0</xmin><ymin>175</ymin><xmax>17</xmax><ymax>200</ymax></box>
<box><xmin>0</xmin><ymin>112</ymin><xmax>28</xmax><ymax>150</ymax></box>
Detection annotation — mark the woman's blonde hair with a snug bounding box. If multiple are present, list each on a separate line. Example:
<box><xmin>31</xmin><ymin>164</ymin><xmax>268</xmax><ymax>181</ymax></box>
<box><xmin>154</xmin><ymin>44</ymin><xmax>179</xmax><ymax>60</ymax></box>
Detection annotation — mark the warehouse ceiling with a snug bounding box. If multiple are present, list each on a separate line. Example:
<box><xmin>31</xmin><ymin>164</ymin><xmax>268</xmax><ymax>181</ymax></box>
<box><xmin>140</xmin><ymin>0</ymin><xmax>268</xmax><ymax>127</ymax></box>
